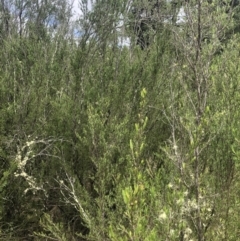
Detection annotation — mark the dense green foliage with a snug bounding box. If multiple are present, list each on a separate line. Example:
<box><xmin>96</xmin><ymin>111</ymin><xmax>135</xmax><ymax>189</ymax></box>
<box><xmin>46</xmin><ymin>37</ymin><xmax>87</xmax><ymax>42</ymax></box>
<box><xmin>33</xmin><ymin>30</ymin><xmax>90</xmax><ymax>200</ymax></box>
<box><xmin>1</xmin><ymin>0</ymin><xmax>240</xmax><ymax>240</ymax></box>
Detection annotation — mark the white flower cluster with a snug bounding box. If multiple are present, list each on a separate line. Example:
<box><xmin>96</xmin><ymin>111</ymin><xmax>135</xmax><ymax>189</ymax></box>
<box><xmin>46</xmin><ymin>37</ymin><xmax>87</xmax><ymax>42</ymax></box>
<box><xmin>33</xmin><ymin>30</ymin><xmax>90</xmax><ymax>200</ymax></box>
<box><xmin>14</xmin><ymin>139</ymin><xmax>45</xmax><ymax>195</ymax></box>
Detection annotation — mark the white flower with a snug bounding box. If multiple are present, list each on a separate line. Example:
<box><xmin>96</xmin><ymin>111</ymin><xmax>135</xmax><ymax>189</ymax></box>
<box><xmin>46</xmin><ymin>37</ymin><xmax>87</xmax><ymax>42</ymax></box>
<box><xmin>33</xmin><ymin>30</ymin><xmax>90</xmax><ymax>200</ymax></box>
<box><xmin>184</xmin><ymin>190</ymin><xmax>188</xmax><ymax>196</ymax></box>
<box><xmin>176</xmin><ymin>198</ymin><xmax>184</xmax><ymax>205</ymax></box>
<box><xmin>169</xmin><ymin>229</ymin><xmax>175</xmax><ymax>236</ymax></box>
<box><xmin>158</xmin><ymin>211</ymin><xmax>167</xmax><ymax>221</ymax></box>
<box><xmin>185</xmin><ymin>227</ymin><xmax>192</xmax><ymax>235</ymax></box>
